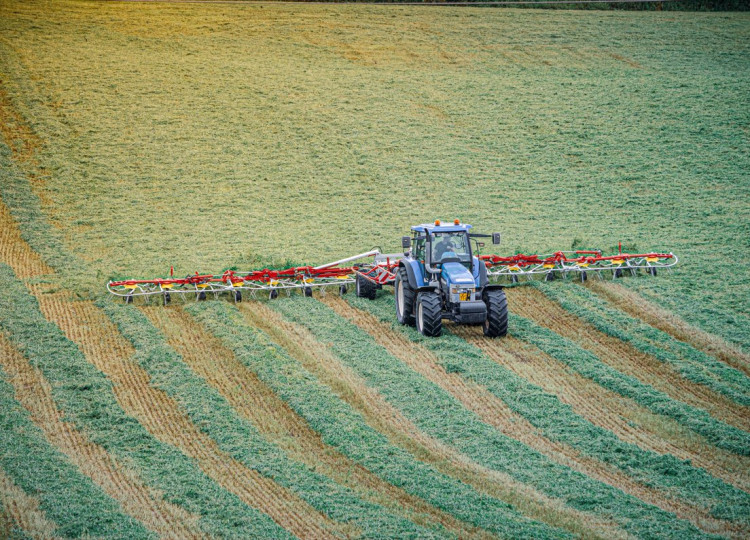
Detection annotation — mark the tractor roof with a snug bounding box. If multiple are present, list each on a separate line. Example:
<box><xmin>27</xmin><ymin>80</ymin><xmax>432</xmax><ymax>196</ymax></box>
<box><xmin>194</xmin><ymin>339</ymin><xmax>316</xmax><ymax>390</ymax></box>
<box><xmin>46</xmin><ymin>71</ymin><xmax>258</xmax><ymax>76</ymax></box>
<box><xmin>411</xmin><ymin>222</ymin><xmax>473</xmax><ymax>234</ymax></box>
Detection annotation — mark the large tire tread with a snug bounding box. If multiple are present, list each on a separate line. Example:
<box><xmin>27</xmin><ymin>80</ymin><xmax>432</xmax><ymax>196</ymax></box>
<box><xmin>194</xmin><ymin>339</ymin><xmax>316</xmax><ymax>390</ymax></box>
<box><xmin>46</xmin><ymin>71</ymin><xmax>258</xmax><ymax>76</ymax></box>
<box><xmin>395</xmin><ymin>267</ymin><xmax>415</xmax><ymax>325</ymax></box>
<box><xmin>483</xmin><ymin>289</ymin><xmax>508</xmax><ymax>338</ymax></box>
<box><xmin>417</xmin><ymin>292</ymin><xmax>442</xmax><ymax>337</ymax></box>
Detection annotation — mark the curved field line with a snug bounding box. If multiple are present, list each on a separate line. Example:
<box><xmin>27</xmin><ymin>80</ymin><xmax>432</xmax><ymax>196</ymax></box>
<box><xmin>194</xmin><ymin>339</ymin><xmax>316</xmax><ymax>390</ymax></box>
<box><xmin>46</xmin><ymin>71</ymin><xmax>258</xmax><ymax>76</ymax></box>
<box><xmin>0</xmin><ymin>199</ymin><xmax>52</xmax><ymax>279</ymax></box>
<box><xmin>0</xmin><ymin>468</ymin><xmax>57</xmax><ymax>539</ymax></box>
<box><xmin>323</xmin><ymin>295</ymin><xmax>738</xmax><ymax>534</ymax></box>
<box><xmin>587</xmin><ymin>281</ymin><xmax>750</xmax><ymax>378</ymax></box>
<box><xmin>29</xmin><ymin>290</ymin><xmax>343</xmax><ymax>540</ymax></box>
<box><xmin>241</xmin><ymin>301</ymin><xmax>623</xmax><ymax>540</ymax></box>
<box><xmin>0</xmin><ymin>333</ymin><xmax>202</xmax><ymax>539</ymax></box>
<box><xmin>453</xmin><ymin>328</ymin><xmax>750</xmax><ymax>493</ymax></box>
<box><xmin>143</xmin><ymin>305</ymin><xmax>484</xmax><ymax>539</ymax></box>
<box><xmin>510</xmin><ymin>287</ymin><xmax>750</xmax><ymax>432</ymax></box>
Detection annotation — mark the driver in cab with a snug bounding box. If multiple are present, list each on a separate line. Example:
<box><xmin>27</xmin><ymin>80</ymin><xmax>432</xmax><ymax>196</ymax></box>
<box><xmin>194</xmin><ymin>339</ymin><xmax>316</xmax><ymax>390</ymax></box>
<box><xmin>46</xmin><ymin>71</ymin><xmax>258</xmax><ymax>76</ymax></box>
<box><xmin>434</xmin><ymin>236</ymin><xmax>458</xmax><ymax>262</ymax></box>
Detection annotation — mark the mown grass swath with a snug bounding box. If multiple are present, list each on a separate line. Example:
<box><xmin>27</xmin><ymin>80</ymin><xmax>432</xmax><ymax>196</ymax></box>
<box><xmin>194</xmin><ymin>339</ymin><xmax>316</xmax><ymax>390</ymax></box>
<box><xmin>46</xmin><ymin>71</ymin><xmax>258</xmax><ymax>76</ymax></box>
<box><xmin>507</xmin><ymin>307</ymin><xmax>750</xmax><ymax>458</ymax></box>
<box><xmin>188</xmin><ymin>300</ymin><xmax>570</xmax><ymax>539</ymax></box>
<box><xmin>0</xmin><ymin>264</ymin><xmax>293</xmax><ymax>539</ymax></box>
<box><xmin>0</xmin><ymin>360</ymin><xmax>148</xmax><ymax>539</ymax></box>
<box><xmin>537</xmin><ymin>282</ymin><xmax>750</xmax><ymax>406</ymax></box>
<box><xmin>348</xmin><ymin>293</ymin><xmax>750</xmax><ymax>525</ymax></box>
<box><xmin>0</xmin><ymin>144</ymin><xmax>82</xmax><ymax>285</ymax></box>
<box><xmin>267</xmin><ymin>296</ymin><xmax>711</xmax><ymax>538</ymax></box>
<box><xmin>100</xmin><ymin>301</ymin><xmax>447</xmax><ymax>538</ymax></box>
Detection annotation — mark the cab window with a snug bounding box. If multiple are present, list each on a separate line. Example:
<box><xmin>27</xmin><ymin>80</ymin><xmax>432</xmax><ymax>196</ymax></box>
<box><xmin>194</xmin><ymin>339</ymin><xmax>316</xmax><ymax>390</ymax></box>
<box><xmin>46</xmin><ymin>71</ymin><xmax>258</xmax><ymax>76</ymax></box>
<box><xmin>431</xmin><ymin>232</ymin><xmax>471</xmax><ymax>263</ymax></box>
<box><xmin>414</xmin><ymin>237</ymin><xmax>425</xmax><ymax>261</ymax></box>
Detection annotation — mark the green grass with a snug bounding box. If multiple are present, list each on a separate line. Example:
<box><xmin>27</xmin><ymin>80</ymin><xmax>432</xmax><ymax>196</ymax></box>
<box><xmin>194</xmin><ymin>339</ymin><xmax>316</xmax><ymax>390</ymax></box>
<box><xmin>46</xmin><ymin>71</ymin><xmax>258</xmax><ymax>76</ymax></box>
<box><xmin>0</xmin><ymin>1</ymin><xmax>748</xmax><ymax>352</ymax></box>
<box><xmin>508</xmin><ymin>310</ymin><xmax>750</xmax><ymax>456</ymax></box>
<box><xmin>268</xmin><ymin>296</ymin><xmax>708</xmax><ymax>538</ymax></box>
<box><xmin>99</xmin><ymin>300</ymin><xmax>444</xmax><ymax>538</ymax></box>
<box><xmin>1</xmin><ymin>2</ymin><xmax>749</xmax><ymax>535</ymax></box>
<box><xmin>536</xmin><ymin>281</ymin><xmax>750</xmax><ymax>406</ymax></box>
<box><xmin>188</xmin><ymin>300</ymin><xmax>569</xmax><ymax>539</ymax></box>
<box><xmin>0</xmin><ymin>365</ymin><xmax>149</xmax><ymax>539</ymax></box>
<box><xmin>0</xmin><ymin>264</ymin><xmax>292</xmax><ymax>539</ymax></box>
<box><xmin>349</xmin><ymin>292</ymin><xmax>750</xmax><ymax>524</ymax></box>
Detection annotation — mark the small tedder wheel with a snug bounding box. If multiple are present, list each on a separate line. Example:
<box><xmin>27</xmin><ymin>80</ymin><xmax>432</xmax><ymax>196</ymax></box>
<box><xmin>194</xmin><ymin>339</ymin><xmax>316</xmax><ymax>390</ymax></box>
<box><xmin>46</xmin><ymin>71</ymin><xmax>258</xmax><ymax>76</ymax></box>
<box><xmin>545</xmin><ymin>272</ymin><xmax>555</xmax><ymax>282</ymax></box>
<box><xmin>234</xmin><ymin>290</ymin><xmax>242</xmax><ymax>303</ymax></box>
<box><xmin>164</xmin><ymin>292</ymin><xmax>171</xmax><ymax>305</ymax></box>
<box><xmin>614</xmin><ymin>268</ymin><xmax>623</xmax><ymax>279</ymax></box>
<box><xmin>355</xmin><ymin>274</ymin><xmax>377</xmax><ymax>300</ymax></box>
<box><xmin>304</xmin><ymin>286</ymin><xmax>313</xmax><ymax>297</ymax></box>
<box><xmin>198</xmin><ymin>291</ymin><xmax>207</xmax><ymax>301</ymax></box>
<box><xmin>125</xmin><ymin>295</ymin><xmax>133</xmax><ymax>304</ymax></box>
<box><xmin>415</xmin><ymin>292</ymin><xmax>442</xmax><ymax>337</ymax></box>
<box><xmin>483</xmin><ymin>289</ymin><xmax>508</xmax><ymax>338</ymax></box>
<box><xmin>394</xmin><ymin>267</ymin><xmax>415</xmax><ymax>326</ymax></box>
<box><xmin>269</xmin><ymin>289</ymin><xmax>279</xmax><ymax>300</ymax></box>
<box><xmin>511</xmin><ymin>275</ymin><xmax>519</xmax><ymax>284</ymax></box>
<box><xmin>580</xmin><ymin>271</ymin><xmax>587</xmax><ymax>283</ymax></box>
<box><xmin>339</xmin><ymin>285</ymin><xmax>348</xmax><ymax>296</ymax></box>
<box><xmin>649</xmin><ymin>267</ymin><xmax>657</xmax><ymax>277</ymax></box>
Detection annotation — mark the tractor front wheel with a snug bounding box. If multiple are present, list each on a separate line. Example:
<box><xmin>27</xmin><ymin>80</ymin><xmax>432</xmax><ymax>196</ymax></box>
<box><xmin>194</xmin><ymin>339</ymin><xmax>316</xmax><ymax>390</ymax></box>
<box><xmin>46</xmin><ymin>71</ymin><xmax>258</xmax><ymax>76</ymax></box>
<box><xmin>483</xmin><ymin>289</ymin><xmax>508</xmax><ymax>338</ymax></box>
<box><xmin>395</xmin><ymin>267</ymin><xmax>415</xmax><ymax>326</ymax></box>
<box><xmin>416</xmin><ymin>292</ymin><xmax>442</xmax><ymax>337</ymax></box>
<box><xmin>355</xmin><ymin>274</ymin><xmax>377</xmax><ymax>300</ymax></box>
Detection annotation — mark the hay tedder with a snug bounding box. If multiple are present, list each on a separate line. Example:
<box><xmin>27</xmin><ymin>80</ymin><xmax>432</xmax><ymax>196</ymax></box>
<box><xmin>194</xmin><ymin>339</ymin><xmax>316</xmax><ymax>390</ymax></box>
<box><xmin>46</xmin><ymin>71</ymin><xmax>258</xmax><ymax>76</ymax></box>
<box><xmin>107</xmin><ymin>219</ymin><xmax>677</xmax><ymax>337</ymax></box>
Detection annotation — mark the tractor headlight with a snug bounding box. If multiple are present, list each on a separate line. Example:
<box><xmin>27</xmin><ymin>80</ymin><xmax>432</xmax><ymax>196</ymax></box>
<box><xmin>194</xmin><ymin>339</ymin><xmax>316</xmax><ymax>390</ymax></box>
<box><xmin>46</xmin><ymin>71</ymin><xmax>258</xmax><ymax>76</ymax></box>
<box><xmin>450</xmin><ymin>286</ymin><xmax>475</xmax><ymax>302</ymax></box>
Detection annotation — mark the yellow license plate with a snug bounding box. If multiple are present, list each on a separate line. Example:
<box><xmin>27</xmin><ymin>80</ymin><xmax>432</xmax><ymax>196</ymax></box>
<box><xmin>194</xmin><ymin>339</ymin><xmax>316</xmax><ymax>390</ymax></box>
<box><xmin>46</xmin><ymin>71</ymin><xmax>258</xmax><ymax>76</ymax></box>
<box><xmin>459</xmin><ymin>292</ymin><xmax>470</xmax><ymax>301</ymax></box>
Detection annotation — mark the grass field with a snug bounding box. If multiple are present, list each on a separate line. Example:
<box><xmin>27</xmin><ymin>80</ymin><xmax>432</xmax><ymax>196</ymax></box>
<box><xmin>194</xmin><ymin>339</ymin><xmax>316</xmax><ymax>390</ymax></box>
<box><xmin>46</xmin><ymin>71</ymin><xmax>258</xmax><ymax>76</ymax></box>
<box><xmin>0</xmin><ymin>1</ymin><xmax>748</xmax><ymax>538</ymax></box>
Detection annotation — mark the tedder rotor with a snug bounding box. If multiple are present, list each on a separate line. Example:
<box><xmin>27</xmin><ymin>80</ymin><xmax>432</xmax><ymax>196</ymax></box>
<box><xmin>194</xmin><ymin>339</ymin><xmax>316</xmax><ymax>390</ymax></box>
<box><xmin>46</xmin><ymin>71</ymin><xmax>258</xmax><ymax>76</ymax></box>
<box><xmin>107</xmin><ymin>219</ymin><xmax>677</xmax><ymax>338</ymax></box>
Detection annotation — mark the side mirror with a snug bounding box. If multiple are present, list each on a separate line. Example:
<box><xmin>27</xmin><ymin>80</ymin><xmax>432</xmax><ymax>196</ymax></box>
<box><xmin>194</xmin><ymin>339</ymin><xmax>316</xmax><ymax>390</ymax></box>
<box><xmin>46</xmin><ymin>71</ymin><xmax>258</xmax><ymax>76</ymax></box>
<box><xmin>402</xmin><ymin>236</ymin><xmax>411</xmax><ymax>250</ymax></box>
<box><xmin>492</xmin><ymin>233</ymin><xmax>501</xmax><ymax>245</ymax></box>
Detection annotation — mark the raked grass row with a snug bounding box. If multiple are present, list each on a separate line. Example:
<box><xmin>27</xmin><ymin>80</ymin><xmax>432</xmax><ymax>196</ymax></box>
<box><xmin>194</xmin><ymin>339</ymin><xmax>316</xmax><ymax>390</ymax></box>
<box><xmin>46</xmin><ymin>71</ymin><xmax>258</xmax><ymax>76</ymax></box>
<box><xmin>347</xmin><ymin>293</ymin><xmax>750</xmax><ymax>524</ymax></box>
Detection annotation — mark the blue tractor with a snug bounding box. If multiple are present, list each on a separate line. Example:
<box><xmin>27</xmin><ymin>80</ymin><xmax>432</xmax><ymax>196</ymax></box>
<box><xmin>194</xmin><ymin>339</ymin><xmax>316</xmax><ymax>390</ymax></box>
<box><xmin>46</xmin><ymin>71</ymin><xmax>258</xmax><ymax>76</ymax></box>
<box><xmin>357</xmin><ymin>220</ymin><xmax>507</xmax><ymax>338</ymax></box>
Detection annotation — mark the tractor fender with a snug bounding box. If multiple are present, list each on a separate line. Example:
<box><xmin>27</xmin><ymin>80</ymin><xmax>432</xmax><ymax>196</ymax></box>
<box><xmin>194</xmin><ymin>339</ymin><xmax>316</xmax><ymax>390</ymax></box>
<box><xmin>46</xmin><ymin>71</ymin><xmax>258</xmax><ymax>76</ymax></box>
<box><xmin>482</xmin><ymin>284</ymin><xmax>505</xmax><ymax>293</ymax></box>
<box><xmin>399</xmin><ymin>259</ymin><xmax>425</xmax><ymax>289</ymax></box>
<box><xmin>415</xmin><ymin>285</ymin><xmax>439</xmax><ymax>294</ymax></box>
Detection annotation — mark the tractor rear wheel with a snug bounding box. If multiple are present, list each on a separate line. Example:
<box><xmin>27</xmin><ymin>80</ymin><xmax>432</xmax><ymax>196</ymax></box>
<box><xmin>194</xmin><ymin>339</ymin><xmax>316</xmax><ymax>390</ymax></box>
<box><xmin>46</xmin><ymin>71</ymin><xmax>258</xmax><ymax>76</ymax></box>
<box><xmin>395</xmin><ymin>267</ymin><xmax>415</xmax><ymax>326</ymax></box>
<box><xmin>416</xmin><ymin>292</ymin><xmax>442</xmax><ymax>337</ymax></box>
<box><xmin>483</xmin><ymin>289</ymin><xmax>508</xmax><ymax>338</ymax></box>
<box><xmin>355</xmin><ymin>274</ymin><xmax>377</xmax><ymax>300</ymax></box>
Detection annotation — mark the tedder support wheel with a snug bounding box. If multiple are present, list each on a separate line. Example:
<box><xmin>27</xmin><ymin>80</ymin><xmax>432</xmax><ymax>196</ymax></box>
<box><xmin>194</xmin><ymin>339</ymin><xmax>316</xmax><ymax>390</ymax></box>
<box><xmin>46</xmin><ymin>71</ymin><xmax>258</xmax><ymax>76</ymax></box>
<box><xmin>355</xmin><ymin>273</ymin><xmax>377</xmax><ymax>300</ymax></box>
<box><xmin>234</xmin><ymin>290</ymin><xmax>242</xmax><ymax>303</ymax></box>
<box><xmin>304</xmin><ymin>286</ymin><xmax>313</xmax><ymax>297</ymax></box>
<box><xmin>269</xmin><ymin>289</ymin><xmax>279</xmax><ymax>300</ymax></box>
<box><xmin>394</xmin><ymin>267</ymin><xmax>415</xmax><ymax>326</ymax></box>
<box><xmin>339</xmin><ymin>285</ymin><xmax>348</xmax><ymax>296</ymax></box>
<box><xmin>416</xmin><ymin>292</ymin><xmax>442</xmax><ymax>337</ymax></box>
<box><xmin>483</xmin><ymin>289</ymin><xmax>508</xmax><ymax>338</ymax></box>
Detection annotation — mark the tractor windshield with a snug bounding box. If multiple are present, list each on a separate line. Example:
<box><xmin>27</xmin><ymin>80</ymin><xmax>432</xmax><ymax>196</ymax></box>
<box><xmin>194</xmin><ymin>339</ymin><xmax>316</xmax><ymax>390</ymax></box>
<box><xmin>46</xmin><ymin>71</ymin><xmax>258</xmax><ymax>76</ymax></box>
<box><xmin>431</xmin><ymin>232</ymin><xmax>471</xmax><ymax>264</ymax></box>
